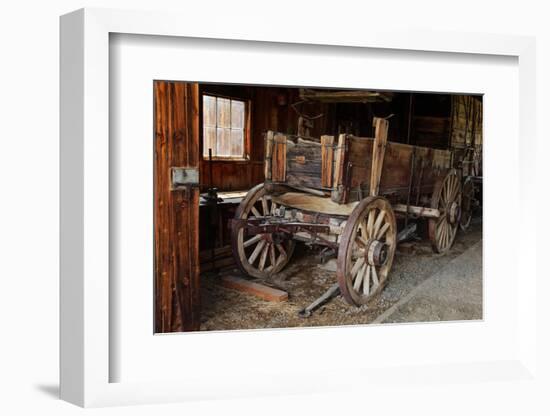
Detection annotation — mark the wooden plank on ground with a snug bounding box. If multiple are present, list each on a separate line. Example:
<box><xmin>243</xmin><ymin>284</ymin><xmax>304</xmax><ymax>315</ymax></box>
<box><xmin>220</xmin><ymin>275</ymin><xmax>288</xmax><ymax>302</ymax></box>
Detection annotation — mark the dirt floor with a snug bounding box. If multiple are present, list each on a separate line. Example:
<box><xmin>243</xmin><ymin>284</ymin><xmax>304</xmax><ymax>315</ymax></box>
<box><xmin>200</xmin><ymin>219</ymin><xmax>482</xmax><ymax>331</ymax></box>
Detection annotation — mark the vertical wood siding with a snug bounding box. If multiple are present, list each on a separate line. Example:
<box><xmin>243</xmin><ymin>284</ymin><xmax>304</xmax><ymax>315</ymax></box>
<box><xmin>154</xmin><ymin>81</ymin><xmax>200</xmax><ymax>332</ymax></box>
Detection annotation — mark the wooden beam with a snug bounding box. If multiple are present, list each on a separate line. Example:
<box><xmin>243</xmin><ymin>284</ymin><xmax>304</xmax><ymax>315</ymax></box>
<box><xmin>321</xmin><ymin>135</ymin><xmax>334</xmax><ymax>188</ymax></box>
<box><xmin>370</xmin><ymin>117</ymin><xmax>389</xmax><ymax>196</ymax></box>
<box><xmin>393</xmin><ymin>204</ymin><xmax>440</xmax><ymax>218</ymax></box>
<box><xmin>300</xmin><ymin>89</ymin><xmax>394</xmax><ymax>103</ymax></box>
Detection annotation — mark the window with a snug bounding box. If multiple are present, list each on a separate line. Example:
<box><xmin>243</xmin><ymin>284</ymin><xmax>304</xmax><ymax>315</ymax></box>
<box><xmin>203</xmin><ymin>95</ymin><xmax>247</xmax><ymax>159</ymax></box>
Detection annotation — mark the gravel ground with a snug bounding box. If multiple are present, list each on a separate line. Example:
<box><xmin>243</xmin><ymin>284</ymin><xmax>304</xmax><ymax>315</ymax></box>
<box><xmin>199</xmin><ymin>219</ymin><xmax>482</xmax><ymax>331</ymax></box>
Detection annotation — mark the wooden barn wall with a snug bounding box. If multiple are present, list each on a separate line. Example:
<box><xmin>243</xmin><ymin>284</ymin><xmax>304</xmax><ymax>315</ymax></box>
<box><xmin>451</xmin><ymin>95</ymin><xmax>483</xmax><ymax>148</ymax></box>
<box><xmin>198</xmin><ymin>85</ymin><xmax>332</xmax><ymax>192</ymax></box>
<box><xmin>198</xmin><ymin>85</ymin><xmax>482</xmax><ymax>193</ymax></box>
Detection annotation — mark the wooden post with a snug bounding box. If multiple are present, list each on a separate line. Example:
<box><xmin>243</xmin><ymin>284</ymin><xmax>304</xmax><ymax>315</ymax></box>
<box><xmin>331</xmin><ymin>133</ymin><xmax>347</xmax><ymax>202</ymax></box>
<box><xmin>370</xmin><ymin>117</ymin><xmax>389</xmax><ymax>197</ymax></box>
<box><xmin>264</xmin><ymin>131</ymin><xmax>274</xmax><ymax>181</ymax></box>
<box><xmin>321</xmin><ymin>135</ymin><xmax>334</xmax><ymax>188</ymax></box>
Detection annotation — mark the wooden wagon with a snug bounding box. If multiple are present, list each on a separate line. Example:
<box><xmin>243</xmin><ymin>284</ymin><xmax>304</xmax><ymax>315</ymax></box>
<box><xmin>230</xmin><ymin>117</ymin><xmax>463</xmax><ymax>306</ymax></box>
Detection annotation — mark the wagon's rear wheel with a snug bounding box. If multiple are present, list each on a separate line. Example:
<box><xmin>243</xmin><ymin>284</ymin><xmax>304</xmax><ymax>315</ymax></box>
<box><xmin>231</xmin><ymin>184</ymin><xmax>295</xmax><ymax>279</ymax></box>
<box><xmin>460</xmin><ymin>176</ymin><xmax>475</xmax><ymax>231</ymax></box>
<box><xmin>337</xmin><ymin>196</ymin><xmax>397</xmax><ymax>306</ymax></box>
<box><xmin>429</xmin><ymin>169</ymin><xmax>461</xmax><ymax>253</ymax></box>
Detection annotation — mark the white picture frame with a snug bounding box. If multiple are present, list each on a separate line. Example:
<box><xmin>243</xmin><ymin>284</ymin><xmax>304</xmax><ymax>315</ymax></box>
<box><xmin>60</xmin><ymin>7</ymin><xmax>538</xmax><ymax>408</ymax></box>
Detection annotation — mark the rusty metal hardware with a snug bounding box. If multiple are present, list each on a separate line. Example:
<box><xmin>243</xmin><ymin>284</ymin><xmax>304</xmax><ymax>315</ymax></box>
<box><xmin>171</xmin><ymin>167</ymin><xmax>199</xmax><ymax>189</ymax></box>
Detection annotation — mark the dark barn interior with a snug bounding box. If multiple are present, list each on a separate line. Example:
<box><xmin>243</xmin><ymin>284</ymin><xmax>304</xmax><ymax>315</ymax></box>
<box><xmin>154</xmin><ymin>82</ymin><xmax>483</xmax><ymax>333</ymax></box>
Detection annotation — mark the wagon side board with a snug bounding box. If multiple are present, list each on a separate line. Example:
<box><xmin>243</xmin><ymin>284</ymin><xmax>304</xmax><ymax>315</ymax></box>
<box><xmin>346</xmin><ymin>137</ymin><xmax>451</xmax><ymax>203</ymax></box>
<box><xmin>263</xmin><ymin>126</ymin><xmax>452</xmax><ymax>207</ymax></box>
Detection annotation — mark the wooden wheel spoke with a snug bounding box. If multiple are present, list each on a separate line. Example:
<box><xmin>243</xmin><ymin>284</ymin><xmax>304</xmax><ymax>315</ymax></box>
<box><xmin>358</xmin><ymin>220</ymin><xmax>368</xmax><ymax>239</ymax></box>
<box><xmin>258</xmin><ymin>243</ymin><xmax>269</xmax><ymax>271</ymax></box>
<box><xmin>350</xmin><ymin>256</ymin><xmax>365</xmax><ymax>278</ymax></box>
<box><xmin>371</xmin><ymin>265</ymin><xmax>379</xmax><ymax>287</ymax></box>
<box><xmin>248</xmin><ymin>240</ymin><xmax>266</xmax><ymax>264</ymax></box>
<box><xmin>450</xmin><ymin>182</ymin><xmax>460</xmax><ymax>202</ymax></box>
<box><xmin>376</xmin><ymin>222</ymin><xmax>390</xmax><ymax>240</ymax></box>
<box><xmin>251</xmin><ymin>206</ymin><xmax>262</xmax><ymax>218</ymax></box>
<box><xmin>447</xmin><ymin>222</ymin><xmax>455</xmax><ymax>247</ymax></box>
<box><xmin>446</xmin><ymin>177</ymin><xmax>453</xmax><ymax>202</ymax></box>
<box><xmin>367</xmin><ymin>210</ymin><xmax>375</xmax><ymax>239</ymax></box>
<box><xmin>363</xmin><ymin>265</ymin><xmax>371</xmax><ymax>295</ymax></box>
<box><xmin>437</xmin><ymin>221</ymin><xmax>447</xmax><ymax>248</ymax></box>
<box><xmin>243</xmin><ymin>234</ymin><xmax>262</xmax><ymax>248</ymax></box>
<box><xmin>353</xmin><ymin>263</ymin><xmax>366</xmax><ymax>291</ymax></box>
<box><xmin>373</xmin><ymin>210</ymin><xmax>386</xmax><ymax>237</ymax></box>
<box><xmin>442</xmin><ymin>180</ymin><xmax>449</xmax><ymax>203</ymax></box>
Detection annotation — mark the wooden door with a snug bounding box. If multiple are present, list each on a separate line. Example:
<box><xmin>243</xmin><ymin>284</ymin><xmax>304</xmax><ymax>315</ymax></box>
<box><xmin>154</xmin><ymin>81</ymin><xmax>200</xmax><ymax>332</ymax></box>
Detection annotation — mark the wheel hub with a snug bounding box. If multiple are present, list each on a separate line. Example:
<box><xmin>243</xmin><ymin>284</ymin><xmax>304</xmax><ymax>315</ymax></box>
<box><xmin>366</xmin><ymin>240</ymin><xmax>388</xmax><ymax>266</ymax></box>
<box><xmin>264</xmin><ymin>232</ymin><xmax>286</xmax><ymax>245</ymax></box>
<box><xmin>447</xmin><ymin>201</ymin><xmax>461</xmax><ymax>225</ymax></box>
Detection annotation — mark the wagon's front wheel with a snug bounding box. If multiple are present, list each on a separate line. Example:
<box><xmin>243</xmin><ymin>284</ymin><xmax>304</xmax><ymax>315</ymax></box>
<box><xmin>231</xmin><ymin>184</ymin><xmax>295</xmax><ymax>279</ymax></box>
<box><xmin>337</xmin><ymin>196</ymin><xmax>397</xmax><ymax>306</ymax></box>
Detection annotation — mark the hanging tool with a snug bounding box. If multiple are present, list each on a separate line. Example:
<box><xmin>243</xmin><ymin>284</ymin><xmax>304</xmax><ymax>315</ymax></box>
<box><xmin>203</xmin><ymin>148</ymin><xmax>222</xmax><ymax>273</ymax></box>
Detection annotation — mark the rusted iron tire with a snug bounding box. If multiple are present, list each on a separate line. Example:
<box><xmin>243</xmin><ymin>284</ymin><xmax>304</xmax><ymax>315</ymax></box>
<box><xmin>231</xmin><ymin>183</ymin><xmax>295</xmax><ymax>279</ymax></box>
<box><xmin>337</xmin><ymin>196</ymin><xmax>397</xmax><ymax>306</ymax></box>
<box><xmin>428</xmin><ymin>169</ymin><xmax>461</xmax><ymax>253</ymax></box>
<box><xmin>460</xmin><ymin>176</ymin><xmax>474</xmax><ymax>231</ymax></box>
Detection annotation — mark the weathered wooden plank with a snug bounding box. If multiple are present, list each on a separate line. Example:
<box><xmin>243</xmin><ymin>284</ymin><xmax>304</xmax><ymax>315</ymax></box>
<box><xmin>272</xmin><ymin>192</ymin><xmax>359</xmax><ymax>216</ymax></box>
<box><xmin>271</xmin><ymin>133</ymin><xmax>287</xmax><ymax>182</ymax></box>
<box><xmin>286</xmin><ymin>137</ymin><xmax>323</xmax><ymax>188</ymax></box>
<box><xmin>393</xmin><ymin>204</ymin><xmax>440</xmax><ymax>218</ymax></box>
<box><xmin>321</xmin><ymin>135</ymin><xmax>334</xmax><ymax>187</ymax></box>
<box><xmin>331</xmin><ymin>133</ymin><xmax>347</xmax><ymax>202</ymax></box>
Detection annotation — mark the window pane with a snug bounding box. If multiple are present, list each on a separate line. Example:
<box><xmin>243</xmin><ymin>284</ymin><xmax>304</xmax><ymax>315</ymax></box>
<box><xmin>230</xmin><ymin>129</ymin><xmax>244</xmax><ymax>157</ymax></box>
<box><xmin>216</xmin><ymin>97</ymin><xmax>231</xmax><ymax>128</ymax></box>
<box><xmin>231</xmin><ymin>100</ymin><xmax>245</xmax><ymax>129</ymax></box>
<box><xmin>203</xmin><ymin>95</ymin><xmax>216</xmax><ymax>127</ymax></box>
<box><xmin>203</xmin><ymin>126</ymin><xmax>216</xmax><ymax>157</ymax></box>
<box><xmin>216</xmin><ymin>127</ymin><xmax>231</xmax><ymax>157</ymax></box>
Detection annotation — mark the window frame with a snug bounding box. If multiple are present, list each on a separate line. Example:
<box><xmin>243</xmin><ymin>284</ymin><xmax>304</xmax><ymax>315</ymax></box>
<box><xmin>200</xmin><ymin>93</ymin><xmax>251</xmax><ymax>161</ymax></box>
